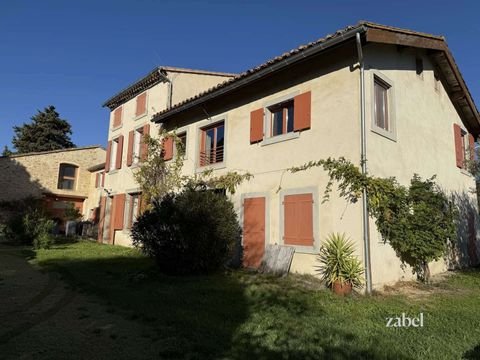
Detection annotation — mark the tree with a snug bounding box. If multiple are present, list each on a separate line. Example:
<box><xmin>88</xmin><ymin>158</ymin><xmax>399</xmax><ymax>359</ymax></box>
<box><xmin>12</xmin><ymin>106</ymin><xmax>75</xmax><ymax>153</ymax></box>
<box><xmin>2</xmin><ymin>146</ymin><xmax>12</xmax><ymax>156</ymax></box>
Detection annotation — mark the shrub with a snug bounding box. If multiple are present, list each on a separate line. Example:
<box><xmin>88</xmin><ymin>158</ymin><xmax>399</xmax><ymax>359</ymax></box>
<box><xmin>131</xmin><ymin>188</ymin><xmax>241</xmax><ymax>275</ymax></box>
<box><xmin>4</xmin><ymin>207</ymin><xmax>54</xmax><ymax>248</ymax></box>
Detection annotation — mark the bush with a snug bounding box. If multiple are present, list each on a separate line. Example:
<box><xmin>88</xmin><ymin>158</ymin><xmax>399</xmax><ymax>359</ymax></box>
<box><xmin>4</xmin><ymin>208</ymin><xmax>55</xmax><ymax>248</ymax></box>
<box><xmin>131</xmin><ymin>188</ymin><xmax>241</xmax><ymax>275</ymax></box>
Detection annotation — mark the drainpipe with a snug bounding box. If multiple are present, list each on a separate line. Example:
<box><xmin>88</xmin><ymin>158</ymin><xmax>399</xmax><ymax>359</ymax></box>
<box><xmin>158</xmin><ymin>69</ymin><xmax>173</xmax><ymax>109</ymax></box>
<box><xmin>356</xmin><ymin>32</ymin><xmax>373</xmax><ymax>294</ymax></box>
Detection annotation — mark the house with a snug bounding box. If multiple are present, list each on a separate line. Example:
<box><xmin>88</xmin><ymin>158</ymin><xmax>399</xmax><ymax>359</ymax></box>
<box><xmin>0</xmin><ymin>146</ymin><xmax>106</xmax><ymax>227</ymax></box>
<box><xmin>99</xmin><ymin>66</ymin><xmax>236</xmax><ymax>245</ymax></box>
<box><xmin>99</xmin><ymin>22</ymin><xmax>480</xmax><ymax>288</ymax></box>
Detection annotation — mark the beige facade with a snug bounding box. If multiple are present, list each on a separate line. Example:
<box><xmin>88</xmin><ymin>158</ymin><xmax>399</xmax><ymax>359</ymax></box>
<box><xmin>0</xmin><ymin>146</ymin><xmax>106</xmax><ymax>220</ymax></box>
<box><xmin>101</xmin><ymin>23</ymin><xmax>480</xmax><ymax>287</ymax></box>
<box><xmin>101</xmin><ymin>67</ymin><xmax>235</xmax><ymax>245</ymax></box>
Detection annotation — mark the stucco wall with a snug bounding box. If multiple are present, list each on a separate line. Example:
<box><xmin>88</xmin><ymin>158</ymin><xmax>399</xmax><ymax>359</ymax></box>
<box><xmin>0</xmin><ymin>147</ymin><xmax>105</xmax><ymax>216</ymax></box>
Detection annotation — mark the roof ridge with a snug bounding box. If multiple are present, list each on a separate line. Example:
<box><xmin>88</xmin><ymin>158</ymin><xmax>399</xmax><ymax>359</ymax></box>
<box><xmin>1</xmin><ymin>145</ymin><xmax>104</xmax><ymax>159</ymax></box>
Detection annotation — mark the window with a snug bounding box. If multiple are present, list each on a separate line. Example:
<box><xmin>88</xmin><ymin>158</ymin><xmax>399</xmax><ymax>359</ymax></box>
<box><xmin>269</xmin><ymin>100</ymin><xmax>294</xmax><ymax>137</ymax></box>
<box><xmin>175</xmin><ymin>132</ymin><xmax>187</xmax><ymax>157</ymax></box>
<box><xmin>110</xmin><ymin>138</ymin><xmax>118</xmax><ymax>171</ymax></box>
<box><xmin>95</xmin><ymin>171</ymin><xmax>104</xmax><ymax>188</ymax></box>
<box><xmin>57</xmin><ymin>164</ymin><xmax>78</xmax><ymax>190</ymax></box>
<box><xmin>132</xmin><ymin>127</ymin><xmax>143</xmax><ymax>164</ymax></box>
<box><xmin>200</xmin><ymin>122</ymin><xmax>224</xmax><ymax>166</ymax></box>
<box><xmin>125</xmin><ymin>193</ymin><xmax>141</xmax><ymax>229</ymax></box>
<box><xmin>374</xmin><ymin>77</ymin><xmax>390</xmax><ymax>131</ymax></box>
<box><xmin>113</xmin><ymin>106</ymin><xmax>122</xmax><ymax>128</ymax></box>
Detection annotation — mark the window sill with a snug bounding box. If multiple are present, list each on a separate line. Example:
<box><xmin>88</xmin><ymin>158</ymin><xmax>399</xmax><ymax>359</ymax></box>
<box><xmin>196</xmin><ymin>162</ymin><xmax>226</xmax><ymax>173</ymax></box>
<box><xmin>111</xmin><ymin>125</ymin><xmax>123</xmax><ymax>132</ymax></box>
<box><xmin>134</xmin><ymin>112</ymin><xmax>148</xmax><ymax>121</ymax></box>
<box><xmin>371</xmin><ymin>127</ymin><xmax>397</xmax><ymax>142</ymax></box>
<box><xmin>460</xmin><ymin>169</ymin><xmax>474</xmax><ymax>178</ymax></box>
<box><xmin>261</xmin><ymin>132</ymin><xmax>300</xmax><ymax>146</ymax></box>
<box><xmin>282</xmin><ymin>243</ymin><xmax>318</xmax><ymax>254</ymax></box>
<box><xmin>108</xmin><ymin>169</ymin><xmax>119</xmax><ymax>175</ymax></box>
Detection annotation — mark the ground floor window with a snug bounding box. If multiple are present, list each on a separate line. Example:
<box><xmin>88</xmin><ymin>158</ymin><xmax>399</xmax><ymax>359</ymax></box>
<box><xmin>282</xmin><ymin>192</ymin><xmax>314</xmax><ymax>248</ymax></box>
<box><xmin>125</xmin><ymin>193</ymin><xmax>141</xmax><ymax>229</ymax></box>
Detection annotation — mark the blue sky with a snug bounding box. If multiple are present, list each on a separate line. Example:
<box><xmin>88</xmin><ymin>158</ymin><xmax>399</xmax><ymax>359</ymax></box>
<box><xmin>1</xmin><ymin>0</ymin><xmax>479</xmax><ymax>151</ymax></box>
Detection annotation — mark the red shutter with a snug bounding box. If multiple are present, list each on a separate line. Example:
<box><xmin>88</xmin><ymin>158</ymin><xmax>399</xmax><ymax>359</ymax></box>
<box><xmin>163</xmin><ymin>137</ymin><xmax>174</xmax><ymax>161</ymax></box>
<box><xmin>469</xmin><ymin>134</ymin><xmax>475</xmax><ymax>161</ymax></box>
<box><xmin>283</xmin><ymin>193</ymin><xmax>314</xmax><ymax>247</ymax></box>
<box><xmin>294</xmin><ymin>91</ymin><xmax>311</xmax><ymax>131</ymax></box>
<box><xmin>136</xmin><ymin>93</ymin><xmax>147</xmax><ymax>117</ymax></box>
<box><xmin>250</xmin><ymin>108</ymin><xmax>264</xmax><ymax>144</ymax></box>
<box><xmin>98</xmin><ymin>196</ymin><xmax>107</xmax><ymax>242</ymax></box>
<box><xmin>115</xmin><ymin>135</ymin><xmax>124</xmax><ymax>170</ymax></box>
<box><xmin>127</xmin><ymin>130</ymin><xmax>134</xmax><ymax>166</ymax></box>
<box><xmin>105</xmin><ymin>141</ymin><xmax>112</xmax><ymax>172</ymax></box>
<box><xmin>95</xmin><ymin>173</ymin><xmax>100</xmax><ymax>188</ymax></box>
<box><xmin>113</xmin><ymin>194</ymin><xmax>126</xmax><ymax>230</ymax></box>
<box><xmin>101</xmin><ymin>171</ymin><xmax>105</xmax><ymax>187</ymax></box>
<box><xmin>113</xmin><ymin>107</ymin><xmax>122</xmax><ymax>127</ymax></box>
<box><xmin>453</xmin><ymin>124</ymin><xmax>463</xmax><ymax>168</ymax></box>
<box><xmin>141</xmin><ymin>124</ymin><xmax>150</xmax><ymax>161</ymax></box>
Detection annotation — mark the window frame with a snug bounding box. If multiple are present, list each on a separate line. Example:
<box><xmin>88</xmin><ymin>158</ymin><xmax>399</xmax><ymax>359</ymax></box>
<box><xmin>279</xmin><ymin>187</ymin><xmax>319</xmax><ymax>254</ymax></box>
<box><xmin>371</xmin><ymin>71</ymin><xmax>396</xmax><ymax>142</ymax></box>
<box><xmin>174</xmin><ymin>130</ymin><xmax>188</xmax><ymax>159</ymax></box>
<box><xmin>112</xmin><ymin>106</ymin><xmax>123</xmax><ymax>130</ymax></box>
<box><xmin>57</xmin><ymin>163</ymin><xmax>78</xmax><ymax>190</ymax></box>
<box><xmin>109</xmin><ymin>137</ymin><xmax>119</xmax><ymax>172</ymax></box>
<box><xmin>134</xmin><ymin>91</ymin><xmax>148</xmax><ymax>120</ymax></box>
<box><xmin>132</xmin><ymin>126</ymin><xmax>144</xmax><ymax>165</ymax></box>
<box><xmin>460</xmin><ymin>128</ymin><xmax>473</xmax><ymax>171</ymax></box>
<box><xmin>124</xmin><ymin>192</ymin><xmax>142</xmax><ymax>230</ymax></box>
<box><xmin>197</xmin><ymin>117</ymin><xmax>227</xmax><ymax>170</ymax></box>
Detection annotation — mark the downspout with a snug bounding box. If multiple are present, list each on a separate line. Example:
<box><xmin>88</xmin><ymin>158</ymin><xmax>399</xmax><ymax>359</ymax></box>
<box><xmin>356</xmin><ymin>32</ymin><xmax>373</xmax><ymax>294</ymax></box>
<box><xmin>158</xmin><ymin>70</ymin><xmax>173</xmax><ymax>109</ymax></box>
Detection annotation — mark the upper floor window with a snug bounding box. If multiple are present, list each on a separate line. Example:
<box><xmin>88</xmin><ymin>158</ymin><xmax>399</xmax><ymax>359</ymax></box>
<box><xmin>95</xmin><ymin>171</ymin><xmax>104</xmax><ymax>188</ymax></box>
<box><xmin>135</xmin><ymin>92</ymin><xmax>147</xmax><ymax>117</ymax></box>
<box><xmin>132</xmin><ymin>127</ymin><xmax>144</xmax><ymax>164</ymax></box>
<box><xmin>58</xmin><ymin>164</ymin><xmax>78</xmax><ymax>190</ymax></box>
<box><xmin>269</xmin><ymin>100</ymin><xmax>294</xmax><ymax>137</ymax></box>
<box><xmin>454</xmin><ymin>124</ymin><xmax>474</xmax><ymax>170</ymax></box>
<box><xmin>371</xmin><ymin>73</ymin><xmax>396</xmax><ymax>141</ymax></box>
<box><xmin>113</xmin><ymin>106</ymin><xmax>122</xmax><ymax>128</ymax></box>
<box><xmin>200</xmin><ymin>122</ymin><xmax>224</xmax><ymax>166</ymax></box>
<box><xmin>110</xmin><ymin>137</ymin><xmax>119</xmax><ymax>171</ymax></box>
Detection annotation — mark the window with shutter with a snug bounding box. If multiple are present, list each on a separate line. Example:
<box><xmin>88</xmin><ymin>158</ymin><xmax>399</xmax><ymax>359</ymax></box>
<box><xmin>135</xmin><ymin>92</ymin><xmax>147</xmax><ymax>117</ymax></box>
<box><xmin>283</xmin><ymin>192</ymin><xmax>314</xmax><ymax>248</ymax></box>
<box><xmin>113</xmin><ymin>107</ymin><xmax>122</xmax><ymax>128</ymax></box>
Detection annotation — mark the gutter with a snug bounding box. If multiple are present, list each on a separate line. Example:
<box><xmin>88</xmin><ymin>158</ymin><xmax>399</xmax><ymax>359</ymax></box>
<box><xmin>153</xmin><ymin>25</ymin><xmax>368</xmax><ymax>123</ymax></box>
<box><xmin>356</xmin><ymin>32</ymin><xmax>373</xmax><ymax>294</ymax></box>
<box><xmin>158</xmin><ymin>69</ymin><xmax>173</xmax><ymax>109</ymax></box>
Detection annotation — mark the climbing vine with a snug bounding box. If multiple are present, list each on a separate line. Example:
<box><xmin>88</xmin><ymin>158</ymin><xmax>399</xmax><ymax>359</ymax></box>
<box><xmin>290</xmin><ymin>157</ymin><xmax>458</xmax><ymax>282</ymax></box>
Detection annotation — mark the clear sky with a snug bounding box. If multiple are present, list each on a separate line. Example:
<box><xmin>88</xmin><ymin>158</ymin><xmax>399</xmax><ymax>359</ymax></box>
<box><xmin>1</xmin><ymin>0</ymin><xmax>479</xmax><ymax>151</ymax></box>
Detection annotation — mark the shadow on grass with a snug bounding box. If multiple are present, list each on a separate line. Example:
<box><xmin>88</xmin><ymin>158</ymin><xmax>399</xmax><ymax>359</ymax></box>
<box><xmin>35</xmin><ymin>245</ymin><xmax>412</xmax><ymax>359</ymax></box>
<box><xmin>463</xmin><ymin>344</ymin><xmax>480</xmax><ymax>359</ymax></box>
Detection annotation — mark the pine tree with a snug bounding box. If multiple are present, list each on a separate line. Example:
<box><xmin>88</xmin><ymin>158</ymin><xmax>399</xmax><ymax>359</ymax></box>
<box><xmin>2</xmin><ymin>145</ymin><xmax>12</xmax><ymax>156</ymax></box>
<box><xmin>12</xmin><ymin>106</ymin><xmax>75</xmax><ymax>153</ymax></box>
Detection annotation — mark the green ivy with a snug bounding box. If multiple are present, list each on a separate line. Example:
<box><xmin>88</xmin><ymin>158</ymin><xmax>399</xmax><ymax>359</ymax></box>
<box><xmin>290</xmin><ymin>157</ymin><xmax>458</xmax><ymax>282</ymax></box>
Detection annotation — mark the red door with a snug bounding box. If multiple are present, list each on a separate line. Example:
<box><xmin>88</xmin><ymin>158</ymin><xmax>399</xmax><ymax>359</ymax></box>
<box><xmin>243</xmin><ymin>197</ymin><xmax>266</xmax><ymax>268</ymax></box>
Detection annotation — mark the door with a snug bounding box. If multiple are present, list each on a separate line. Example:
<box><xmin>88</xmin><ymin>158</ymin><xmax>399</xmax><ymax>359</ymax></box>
<box><xmin>103</xmin><ymin>196</ymin><xmax>112</xmax><ymax>244</ymax></box>
<box><xmin>243</xmin><ymin>197</ymin><xmax>266</xmax><ymax>268</ymax></box>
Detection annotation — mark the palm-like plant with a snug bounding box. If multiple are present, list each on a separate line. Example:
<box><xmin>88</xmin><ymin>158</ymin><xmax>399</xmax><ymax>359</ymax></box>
<box><xmin>316</xmin><ymin>233</ymin><xmax>364</xmax><ymax>289</ymax></box>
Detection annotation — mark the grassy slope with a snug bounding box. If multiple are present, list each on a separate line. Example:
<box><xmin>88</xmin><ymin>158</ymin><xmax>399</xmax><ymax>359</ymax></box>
<box><xmin>35</xmin><ymin>241</ymin><xmax>480</xmax><ymax>360</ymax></box>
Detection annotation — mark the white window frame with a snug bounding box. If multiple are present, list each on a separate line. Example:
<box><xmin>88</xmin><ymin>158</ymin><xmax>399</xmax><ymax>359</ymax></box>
<box><xmin>124</xmin><ymin>191</ymin><xmax>142</xmax><ymax>231</ymax></box>
<box><xmin>132</xmin><ymin>127</ymin><xmax>143</xmax><ymax>165</ymax></box>
<box><xmin>109</xmin><ymin>137</ymin><xmax>119</xmax><ymax>171</ymax></box>
<box><xmin>371</xmin><ymin>70</ymin><xmax>396</xmax><ymax>142</ymax></box>
<box><xmin>195</xmin><ymin>115</ymin><xmax>228</xmax><ymax>172</ymax></box>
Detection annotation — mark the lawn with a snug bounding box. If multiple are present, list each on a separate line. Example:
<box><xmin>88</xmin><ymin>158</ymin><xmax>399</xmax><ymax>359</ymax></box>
<box><xmin>33</xmin><ymin>240</ymin><xmax>480</xmax><ymax>359</ymax></box>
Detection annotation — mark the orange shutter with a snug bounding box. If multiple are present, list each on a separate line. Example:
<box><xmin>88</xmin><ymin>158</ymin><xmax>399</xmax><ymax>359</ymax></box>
<box><xmin>453</xmin><ymin>124</ymin><xmax>463</xmax><ymax>168</ymax></box>
<box><xmin>469</xmin><ymin>134</ymin><xmax>475</xmax><ymax>161</ymax></box>
<box><xmin>101</xmin><ymin>171</ymin><xmax>105</xmax><ymax>187</ymax></box>
<box><xmin>163</xmin><ymin>137</ymin><xmax>174</xmax><ymax>161</ymax></box>
<box><xmin>293</xmin><ymin>91</ymin><xmax>311</xmax><ymax>131</ymax></box>
<box><xmin>113</xmin><ymin>194</ymin><xmax>126</xmax><ymax>230</ymax></box>
<box><xmin>105</xmin><ymin>141</ymin><xmax>112</xmax><ymax>172</ymax></box>
<box><xmin>136</xmin><ymin>93</ymin><xmax>147</xmax><ymax>117</ymax></box>
<box><xmin>141</xmin><ymin>124</ymin><xmax>150</xmax><ymax>161</ymax></box>
<box><xmin>98</xmin><ymin>196</ymin><xmax>107</xmax><ymax>242</ymax></box>
<box><xmin>116</xmin><ymin>135</ymin><xmax>124</xmax><ymax>170</ymax></box>
<box><xmin>95</xmin><ymin>173</ymin><xmax>100</xmax><ymax>188</ymax></box>
<box><xmin>283</xmin><ymin>193</ymin><xmax>314</xmax><ymax>247</ymax></box>
<box><xmin>113</xmin><ymin>107</ymin><xmax>122</xmax><ymax>127</ymax></box>
<box><xmin>250</xmin><ymin>108</ymin><xmax>264</xmax><ymax>143</ymax></box>
<box><xmin>127</xmin><ymin>130</ymin><xmax>134</xmax><ymax>166</ymax></box>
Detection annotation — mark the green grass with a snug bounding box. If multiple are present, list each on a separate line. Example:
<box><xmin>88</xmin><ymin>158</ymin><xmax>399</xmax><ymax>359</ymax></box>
<box><xmin>34</xmin><ymin>240</ymin><xmax>480</xmax><ymax>359</ymax></box>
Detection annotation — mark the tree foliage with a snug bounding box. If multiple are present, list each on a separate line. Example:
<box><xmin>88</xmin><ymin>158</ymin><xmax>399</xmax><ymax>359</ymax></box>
<box><xmin>290</xmin><ymin>157</ymin><xmax>458</xmax><ymax>282</ymax></box>
<box><xmin>12</xmin><ymin>106</ymin><xmax>75</xmax><ymax>153</ymax></box>
<box><xmin>2</xmin><ymin>146</ymin><xmax>12</xmax><ymax>156</ymax></box>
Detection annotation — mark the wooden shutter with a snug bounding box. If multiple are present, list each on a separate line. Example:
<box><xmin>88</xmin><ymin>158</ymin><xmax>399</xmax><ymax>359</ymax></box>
<box><xmin>469</xmin><ymin>134</ymin><xmax>475</xmax><ymax>161</ymax></box>
<box><xmin>113</xmin><ymin>107</ymin><xmax>122</xmax><ymax>127</ymax></box>
<box><xmin>98</xmin><ymin>196</ymin><xmax>107</xmax><ymax>242</ymax></box>
<box><xmin>283</xmin><ymin>193</ymin><xmax>314</xmax><ymax>247</ymax></box>
<box><xmin>127</xmin><ymin>130</ymin><xmax>134</xmax><ymax>166</ymax></box>
<box><xmin>136</xmin><ymin>93</ymin><xmax>147</xmax><ymax>117</ymax></box>
<box><xmin>105</xmin><ymin>141</ymin><xmax>112</xmax><ymax>172</ymax></box>
<box><xmin>163</xmin><ymin>137</ymin><xmax>174</xmax><ymax>161</ymax></box>
<box><xmin>250</xmin><ymin>108</ymin><xmax>264</xmax><ymax>143</ymax></box>
<box><xmin>293</xmin><ymin>91</ymin><xmax>311</xmax><ymax>131</ymax></box>
<box><xmin>113</xmin><ymin>194</ymin><xmax>126</xmax><ymax>230</ymax></box>
<box><xmin>101</xmin><ymin>171</ymin><xmax>105</xmax><ymax>187</ymax></box>
<box><xmin>115</xmin><ymin>135</ymin><xmax>124</xmax><ymax>170</ymax></box>
<box><xmin>141</xmin><ymin>124</ymin><xmax>150</xmax><ymax>161</ymax></box>
<box><xmin>95</xmin><ymin>173</ymin><xmax>100</xmax><ymax>188</ymax></box>
<box><xmin>453</xmin><ymin>124</ymin><xmax>463</xmax><ymax>168</ymax></box>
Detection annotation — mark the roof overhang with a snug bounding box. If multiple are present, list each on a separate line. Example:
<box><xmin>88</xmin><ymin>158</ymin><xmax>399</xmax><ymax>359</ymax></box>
<box><xmin>152</xmin><ymin>22</ymin><xmax>479</xmax><ymax>136</ymax></box>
